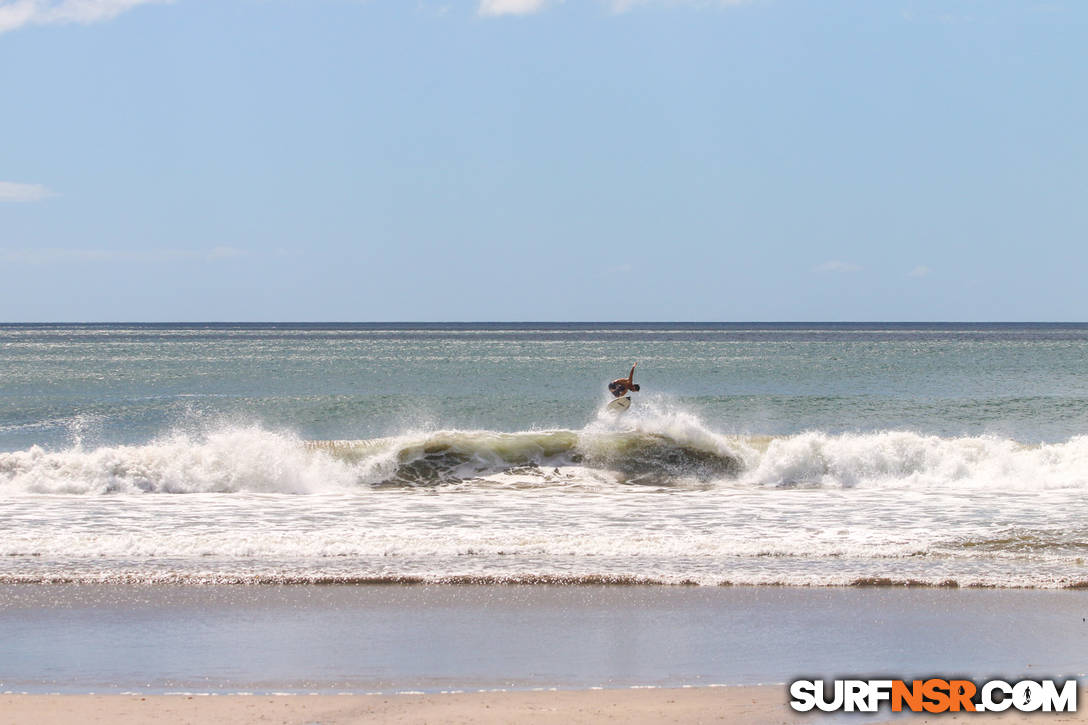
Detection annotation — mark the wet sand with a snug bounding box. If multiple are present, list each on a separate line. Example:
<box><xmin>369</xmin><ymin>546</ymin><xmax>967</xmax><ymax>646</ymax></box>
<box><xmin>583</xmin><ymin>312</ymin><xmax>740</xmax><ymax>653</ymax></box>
<box><xmin>0</xmin><ymin>688</ymin><xmax>798</xmax><ymax>724</ymax></box>
<box><xmin>2</xmin><ymin>584</ymin><xmax>1086</xmax><ymax>694</ymax></box>
<box><xmin>1</xmin><ymin>584</ymin><xmax>1087</xmax><ymax>724</ymax></box>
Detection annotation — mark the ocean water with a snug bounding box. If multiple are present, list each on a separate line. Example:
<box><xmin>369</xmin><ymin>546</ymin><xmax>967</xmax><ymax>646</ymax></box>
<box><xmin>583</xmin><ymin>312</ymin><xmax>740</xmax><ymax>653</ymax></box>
<box><xmin>2</xmin><ymin>322</ymin><xmax>1088</xmax><ymax>587</ymax></box>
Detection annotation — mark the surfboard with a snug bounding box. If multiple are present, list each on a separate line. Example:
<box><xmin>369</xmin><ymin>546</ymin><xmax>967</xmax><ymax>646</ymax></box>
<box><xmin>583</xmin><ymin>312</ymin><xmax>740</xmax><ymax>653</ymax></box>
<box><xmin>607</xmin><ymin>396</ymin><xmax>632</xmax><ymax>412</ymax></box>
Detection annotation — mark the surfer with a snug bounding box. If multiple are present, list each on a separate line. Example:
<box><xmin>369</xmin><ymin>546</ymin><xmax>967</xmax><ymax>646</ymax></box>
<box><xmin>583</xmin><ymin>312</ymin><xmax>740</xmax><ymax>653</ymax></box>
<box><xmin>608</xmin><ymin>362</ymin><xmax>640</xmax><ymax>398</ymax></box>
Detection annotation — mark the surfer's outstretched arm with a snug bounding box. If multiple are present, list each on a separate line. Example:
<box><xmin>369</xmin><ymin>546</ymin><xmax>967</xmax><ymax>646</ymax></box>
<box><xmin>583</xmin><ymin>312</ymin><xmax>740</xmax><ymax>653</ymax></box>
<box><xmin>629</xmin><ymin>362</ymin><xmax>637</xmax><ymax>384</ymax></box>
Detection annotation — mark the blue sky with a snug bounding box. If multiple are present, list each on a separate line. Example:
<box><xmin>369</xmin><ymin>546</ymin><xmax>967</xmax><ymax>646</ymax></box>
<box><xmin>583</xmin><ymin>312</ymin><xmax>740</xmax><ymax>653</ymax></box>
<box><xmin>1</xmin><ymin>0</ymin><xmax>1085</xmax><ymax>321</ymax></box>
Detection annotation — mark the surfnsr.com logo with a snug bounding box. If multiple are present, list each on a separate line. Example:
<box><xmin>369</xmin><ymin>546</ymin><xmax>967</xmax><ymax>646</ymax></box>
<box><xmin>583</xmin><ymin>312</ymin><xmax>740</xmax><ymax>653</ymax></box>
<box><xmin>789</xmin><ymin>678</ymin><xmax>1078</xmax><ymax>713</ymax></box>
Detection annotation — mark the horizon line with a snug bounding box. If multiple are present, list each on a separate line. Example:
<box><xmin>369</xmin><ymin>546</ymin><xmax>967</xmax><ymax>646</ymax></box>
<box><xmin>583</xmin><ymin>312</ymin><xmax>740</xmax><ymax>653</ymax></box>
<box><xmin>2</xmin><ymin>321</ymin><xmax>1087</xmax><ymax>326</ymax></box>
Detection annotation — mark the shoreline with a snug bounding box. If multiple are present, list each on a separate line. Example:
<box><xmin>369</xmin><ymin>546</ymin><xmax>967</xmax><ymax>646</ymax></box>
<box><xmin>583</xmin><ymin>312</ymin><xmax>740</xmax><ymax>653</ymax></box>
<box><xmin>4</xmin><ymin>576</ymin><xmax>1088</xmax><ymax>588</ymax></box>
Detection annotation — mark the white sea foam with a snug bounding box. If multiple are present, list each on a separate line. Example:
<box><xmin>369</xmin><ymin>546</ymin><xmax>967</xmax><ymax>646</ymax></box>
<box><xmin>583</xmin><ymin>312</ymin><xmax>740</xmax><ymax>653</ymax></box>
<box><xmin>3</xmin><ymin>409</ymin><xmax>1088</xmax><ymax>494</ymax></box>
<box><xmin>0</xmin><ymin>426</ymin><xmax>359</xmax><ymax>494</ymax></box>
<box><xmin>2</xmin><ymin>405</ymin><xmax>1088</xmax><ymax>586</ymax></box>
<box><xmin>740</xmin><ymin>430</ymin><xmax>1088</xmax><ymax>490</ymax></box>
<box><xmin>4</xmin><ymin>408</ymin><xmax>1087</xmax><ymax>585</ymax></box>
<box><xmin>2</xmin><ymin>479</ymin><xmax>1086</xmax><ymax>586</ymax></box>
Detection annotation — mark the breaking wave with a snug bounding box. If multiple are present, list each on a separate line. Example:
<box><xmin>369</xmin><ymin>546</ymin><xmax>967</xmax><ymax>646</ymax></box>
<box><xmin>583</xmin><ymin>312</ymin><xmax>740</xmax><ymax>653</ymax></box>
<box><xmin>2</xmin><ymin>402</ymin><xmax>1088</xmax><ymax>494</ymax></box>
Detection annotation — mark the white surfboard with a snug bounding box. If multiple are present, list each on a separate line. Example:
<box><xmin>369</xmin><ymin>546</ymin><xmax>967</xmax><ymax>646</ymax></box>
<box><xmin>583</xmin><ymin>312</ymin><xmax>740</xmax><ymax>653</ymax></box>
<box><xmin>606</xmin><ymin>396</ymin><xmax>632</xmax><ymax>412</ymax></box>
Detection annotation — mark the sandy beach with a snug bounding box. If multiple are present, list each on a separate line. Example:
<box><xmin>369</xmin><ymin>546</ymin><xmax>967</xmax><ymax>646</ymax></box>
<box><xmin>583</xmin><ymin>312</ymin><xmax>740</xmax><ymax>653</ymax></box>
<box><xmin>5</xmin><ymin>686</ymin><xmax>1088</xmax><ymax>724</ymax></box>
<box><xmin>0</xmin><ymin>688</ymin><xmax>811</xmax><ymax>725</ymax></box>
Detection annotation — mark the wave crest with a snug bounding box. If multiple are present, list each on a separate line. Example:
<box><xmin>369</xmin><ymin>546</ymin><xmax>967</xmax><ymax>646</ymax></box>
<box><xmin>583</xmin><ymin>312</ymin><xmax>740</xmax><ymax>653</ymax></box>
<box><xmin>4</xmin><ymin>414</ymin><xmax>1088</xmax><ymax>494</ymax></box>
<box><xmin>0</xmin><ymin>427</ymin><xmax>357</xmax><ymax>495</ymax></box>
<box><xmin>740</xmin><ymin>431</ymin><xmax>1088</xmax><ymax>490</ymax></box>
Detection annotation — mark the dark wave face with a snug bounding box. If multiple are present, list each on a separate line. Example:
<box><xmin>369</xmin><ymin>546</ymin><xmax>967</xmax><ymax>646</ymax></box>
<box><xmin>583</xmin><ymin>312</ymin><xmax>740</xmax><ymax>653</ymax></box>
<box><xmin>325</xmin><ymin>430</ymin><xmax>743</xmax><ymax>488</ymax></box>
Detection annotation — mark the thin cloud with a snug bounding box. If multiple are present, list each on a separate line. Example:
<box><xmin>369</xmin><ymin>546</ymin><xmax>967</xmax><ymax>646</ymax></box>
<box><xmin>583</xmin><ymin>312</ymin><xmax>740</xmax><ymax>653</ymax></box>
<box><xmin>0</xmin><ymin>182</ymin><xmax>56</xmax><ymax>203</ymax></box>
<box><xmin>813</xmin><ymin>260</ymin><xmax>862</xmax><ymax>274</ymax></box>
<box><xmin>0</xmin><ymin>248</ymin><xmax>116</xmax><ymax>263</ymax></box>
<box><xmin>207</xmin><ymin>246</ymin><xmax>246</xmax><ymax>260</ymax></box>
<box><xmin>416</xmin><ymin>2</ymin><xmax>452</xmax><ymax>19</ymax></box>
<box><xmin>478</xmin><ymin>0</ymin><xmax>747</xmax><ymax>16</ymax></box>
<box><xmin>0</xmin><ymin>0</ymin><xmax>170</xmax><ymax>35</ymax></box>
<box><xmin>478</xmin><ymin>0</ymin><xmax>550</xmax><ymax>16</ymax></box>
<box><xmin>609</xmin><ymin>0</ymin><xmax>748</xmax><ymax>12</ymax></box>
<box><xmin>908</xmin><ymin>265</ymin><xmax>932</xmax><ymax>278</ymax></box>
<box><xmin>0</xmin><ymin>247</ymin><xmax>248</xmax><ymax>264</ymax></box>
